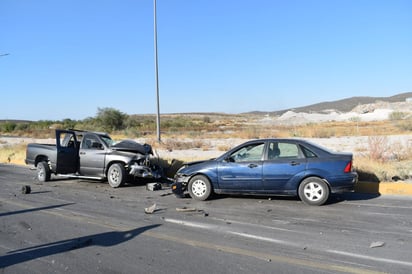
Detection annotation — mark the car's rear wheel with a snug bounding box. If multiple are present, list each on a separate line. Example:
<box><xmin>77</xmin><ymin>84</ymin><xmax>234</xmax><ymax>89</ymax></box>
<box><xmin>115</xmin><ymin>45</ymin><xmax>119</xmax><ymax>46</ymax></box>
<box><xmin>107</xmin><ymin>163</ymin><xmax>126</xmax><ymax>188</ymax></box>
<box><xmin>188</xmin><ymin>175</ymin><xmax>212</xmax><ymax>201</ymax></box>
<box><xmin>298</xmin><ymin>177</ymin><xmax>329</xmax><ymax>206</ymax></box>
<box><xmin>37</xmin><ymin>161</ymin><xmax>51</xmax><ymax>182</ymax></box>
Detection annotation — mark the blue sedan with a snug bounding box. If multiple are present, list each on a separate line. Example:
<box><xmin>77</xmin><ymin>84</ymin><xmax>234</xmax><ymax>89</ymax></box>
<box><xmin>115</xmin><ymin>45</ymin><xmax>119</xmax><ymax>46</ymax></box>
<box><xmin>171</xmin><ymin>139</ymin><xmax>358</xmax><ymax>206</ymax></box>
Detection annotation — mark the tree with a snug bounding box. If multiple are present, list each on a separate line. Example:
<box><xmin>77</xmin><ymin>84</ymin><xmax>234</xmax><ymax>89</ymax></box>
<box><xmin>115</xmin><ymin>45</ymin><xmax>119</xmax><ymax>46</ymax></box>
<box><xmin>95</xmin><ymin>107</ymin><xmax>127</xmax><ymax>132</ymax></box>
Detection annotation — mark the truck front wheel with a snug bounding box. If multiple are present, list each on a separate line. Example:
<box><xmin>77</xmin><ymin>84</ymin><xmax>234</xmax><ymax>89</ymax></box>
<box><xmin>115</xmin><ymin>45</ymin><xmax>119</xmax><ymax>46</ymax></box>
<box><xmin>37</xmin><ymin>161</ymin><xmax>51</xmax><ymax>182</ymax></box>
<box><xmin>107</xmin><ymin>163</ymin><xmax>126</xmax><ymax>188</ymax></box>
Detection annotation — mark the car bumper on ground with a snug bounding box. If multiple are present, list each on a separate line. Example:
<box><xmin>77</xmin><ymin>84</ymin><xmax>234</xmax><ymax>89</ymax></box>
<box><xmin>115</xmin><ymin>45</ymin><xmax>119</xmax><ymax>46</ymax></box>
<box><xmin>171</xmin><ymin>182</ymin><xmax>185</xmax><ymax>198</ymax></box>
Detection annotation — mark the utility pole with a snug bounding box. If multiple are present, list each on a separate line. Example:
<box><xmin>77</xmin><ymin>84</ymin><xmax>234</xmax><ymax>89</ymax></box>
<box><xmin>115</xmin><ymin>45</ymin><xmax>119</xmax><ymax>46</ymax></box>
<box><xmin>153</xmin><ymin>0</ymin><xmax>161</xmax><ymax>142</ymax></box>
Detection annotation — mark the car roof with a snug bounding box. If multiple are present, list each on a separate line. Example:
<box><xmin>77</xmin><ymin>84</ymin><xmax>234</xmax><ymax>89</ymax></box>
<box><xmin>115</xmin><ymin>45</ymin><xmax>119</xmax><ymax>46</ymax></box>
<box><xmin>243</xmin><ymin>138</ymin><xmax>308</xmax><ymax>143</ymax></box>
<box><xmin>225</xmin><ymin>138</ymin><xmax>333</xmax><ymax>155</ymax></box>
<box><xmin>66</xmin><ymin>129</ymin><xmax>110</xmax><ymax>137</ymax></box>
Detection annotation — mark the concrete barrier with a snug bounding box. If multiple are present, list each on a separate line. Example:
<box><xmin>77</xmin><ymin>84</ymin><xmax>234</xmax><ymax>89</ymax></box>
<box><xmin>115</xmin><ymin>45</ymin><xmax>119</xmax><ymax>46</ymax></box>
<box><xmin>355</xmin><ymin>181</ymin><xmax>412</xmax><ymax>195</ymax></box>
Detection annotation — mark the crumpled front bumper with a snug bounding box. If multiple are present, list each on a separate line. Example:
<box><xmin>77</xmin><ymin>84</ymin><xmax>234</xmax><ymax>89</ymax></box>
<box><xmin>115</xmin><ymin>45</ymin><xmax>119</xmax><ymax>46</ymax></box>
<box><xmin>171</xmin><ymin>174</ymin><xmax>189</xmax><ymax>198</ymax></box>
<box><xmin>171</xmin><ymin>182</ymin><xmax>185</xmax><ymax>197</ymax></box>
<box><xmin>129</xmin><ymin>162</ymin><xmax>161</xmax><ymax>179</ymax></box>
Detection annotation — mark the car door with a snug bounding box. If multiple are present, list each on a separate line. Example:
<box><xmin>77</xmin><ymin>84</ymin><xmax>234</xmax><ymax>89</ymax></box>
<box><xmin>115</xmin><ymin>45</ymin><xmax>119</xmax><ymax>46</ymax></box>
<box><xmin>263</xmin><ymin>141</ymin><xmax>307</xmax><ymax>191</ymax></box>
<box><xmin>79</xmin><ymin>133</ymin><xmax>106</xmax><ymax>177</ymax></box>
<box><xmin>56</xmin><ymin>130</ymin><xmax>78</xmax><ymax>174</ymax></box>
<box><xmin>217</xmin><ymin>142</ymin><xmax>265</xmax><ymax>191</ymax></box>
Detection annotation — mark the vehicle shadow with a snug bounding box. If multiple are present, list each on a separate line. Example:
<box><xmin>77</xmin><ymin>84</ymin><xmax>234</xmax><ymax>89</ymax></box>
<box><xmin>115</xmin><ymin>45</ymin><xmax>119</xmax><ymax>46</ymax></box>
<box><xmin>176</xmin><ymin>192</ymin><xmax>381</xmax><ymax>205</ymax></box>
<box><xmin>0</xmin><ymin>224</ymin><xmax>161</xmax><ymax>268</ymax></box>
<box><xmin>0</xmin><ymin>203</ymin><xmax>75</xmax><ymax>217</ymax></box>
<box><xmin>327</xmin><ymin>192</ymin><xmax>381</xmax><ymax>205</ymax></box>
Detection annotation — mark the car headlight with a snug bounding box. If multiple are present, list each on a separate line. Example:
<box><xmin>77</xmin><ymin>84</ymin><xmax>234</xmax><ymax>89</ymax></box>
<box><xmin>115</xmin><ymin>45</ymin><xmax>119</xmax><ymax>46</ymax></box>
<box><xmin>174</xmin><ymin>172</ymin><xmax>190</xmax><ymax>183</ymax></box>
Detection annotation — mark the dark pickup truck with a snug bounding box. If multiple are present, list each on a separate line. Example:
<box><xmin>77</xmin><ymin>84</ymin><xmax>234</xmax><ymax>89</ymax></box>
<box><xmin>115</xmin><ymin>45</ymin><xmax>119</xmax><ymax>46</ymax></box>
<box><xmin>25</xmin><ymin>129</ymin><xmax>162</xmax><ymax>187</ymax></box>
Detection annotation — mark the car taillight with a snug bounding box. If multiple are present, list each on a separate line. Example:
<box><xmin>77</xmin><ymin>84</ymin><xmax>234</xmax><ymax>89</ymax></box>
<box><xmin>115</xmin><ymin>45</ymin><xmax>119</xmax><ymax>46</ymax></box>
<box><xmin>344</xmin><ymin>161</ymin><xmax>352</xmax><ymax>173</ymax></box>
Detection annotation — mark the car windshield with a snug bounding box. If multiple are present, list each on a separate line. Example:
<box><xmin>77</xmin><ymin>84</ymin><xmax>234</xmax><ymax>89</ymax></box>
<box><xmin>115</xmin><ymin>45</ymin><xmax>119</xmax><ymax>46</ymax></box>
<box><xmin>101</xmin><ymin>135</ymin><xmax>114</xmax><ymax>147</ymax></box>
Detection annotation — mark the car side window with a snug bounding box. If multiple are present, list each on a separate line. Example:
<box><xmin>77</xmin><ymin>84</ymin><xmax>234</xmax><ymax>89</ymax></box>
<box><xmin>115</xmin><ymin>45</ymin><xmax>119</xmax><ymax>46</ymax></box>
<box><xmin>60</xmin><ymin>132</ymin><xmax>76</xmax><ymax>148</ymax></box>
<box><xmin>82</xmin><ymin>135</ymin><xmax>103</xmax><ymax>150</ymax></box>
<box><xmin>230</xmin><ymin>143</ymin><xmax>265</xmax><ymax>162</ymax></box>
<box><xmin>268</xmin><ymin>142</ymin><xmax>300</xmax><ymax>159</ymax></box>
<box><xmin>301</xmin><ymin>145</ymin><xmax>318</xmax><ymax>158</ymax></box>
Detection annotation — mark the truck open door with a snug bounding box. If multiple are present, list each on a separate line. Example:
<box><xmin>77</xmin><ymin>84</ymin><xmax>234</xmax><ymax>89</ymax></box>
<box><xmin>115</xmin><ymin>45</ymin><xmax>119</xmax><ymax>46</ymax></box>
<box><xmin>56</xmin><ymin>130</ymin><xmax>78</xmax><ymax>174</ymax></box>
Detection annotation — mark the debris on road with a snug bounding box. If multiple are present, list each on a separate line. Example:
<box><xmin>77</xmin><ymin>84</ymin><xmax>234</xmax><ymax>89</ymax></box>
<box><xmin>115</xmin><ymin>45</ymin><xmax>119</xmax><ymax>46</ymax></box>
<box><xmin>21</xmin><ymin>185</ymin><xmax>31</xmax><ymax>194</ymax></box>
<box><xmin>144</xmin><ymin>203</ymin><xmax>157</xmax><ymax>214</ymax></box>
<box><xmin>176</xmin><ymin>207</ymin><xmax>197</xmax><ymax>212</ymax></box>
<box><xmin>175</xmin><ymin>207</ymin><xmax>209</xmax><ymax>217</ymax></box>
<box><xmin>146</xmin><ymin>183</ymin><xmax>162</xmax><ymax>191</ymax></box>
<box><xmin>370</xmin><ymin>241</ymin><xmax>385</xmax><ymax>248</ymax></box>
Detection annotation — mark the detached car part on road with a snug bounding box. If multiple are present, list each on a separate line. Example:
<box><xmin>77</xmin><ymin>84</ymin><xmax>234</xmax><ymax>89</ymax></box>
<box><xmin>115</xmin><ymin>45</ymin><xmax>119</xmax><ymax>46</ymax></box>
<box><xmin>172</xmin><ymin>138</ymin><xmax>358</xmax><ymax>206</ymax></box>
<box><xmin>25</xmin><ymin>129</ymin><xmax>162</xmax><ymax>188</ymax></box>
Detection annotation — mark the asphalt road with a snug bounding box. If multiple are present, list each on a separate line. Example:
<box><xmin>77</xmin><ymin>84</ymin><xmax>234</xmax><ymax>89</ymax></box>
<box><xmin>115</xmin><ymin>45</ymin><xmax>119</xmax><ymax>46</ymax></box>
<box><xmin>1</xmin><ymin>164</ymin><xmax>412</xmax><ymax>274</ymax></box>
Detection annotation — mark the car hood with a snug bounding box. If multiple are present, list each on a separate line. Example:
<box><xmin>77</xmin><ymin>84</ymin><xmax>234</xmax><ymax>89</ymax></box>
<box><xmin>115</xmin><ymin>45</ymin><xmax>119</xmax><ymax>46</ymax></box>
<box><xmin>111</xmin><ymin>140</ymin><xmax>153</xmax><ymax>155</ymax></box>
<box><xmin>178</xmin><ymin>159</ymin><xmax>217</xmax><ymax>175</ymax></box>
<box><xmin>184</xmin><ymin>159</ymin><xmax>215</xmax><ymax>166</ymax></box>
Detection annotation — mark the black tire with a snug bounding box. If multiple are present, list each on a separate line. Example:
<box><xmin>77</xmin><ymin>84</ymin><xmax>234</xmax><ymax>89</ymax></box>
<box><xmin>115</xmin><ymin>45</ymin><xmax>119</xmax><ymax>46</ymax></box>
<box><xmin>298</xmin><ymin>177</ymin><xmax>330</xmax><ymax>206</ymax></box>
<box><xmin>188</xmin><ymin>175</ymin><xmax>212</xmax><ymax>201</ymax></box>
<box><xmin>107</xmin><ymin>163</ymin><xmax>126</xmax><ymax>188</ymax></box>
<box><xmin>37</xmin><ymin>161</ymin><xmax>51</xmax><ymax>182</ymax></box>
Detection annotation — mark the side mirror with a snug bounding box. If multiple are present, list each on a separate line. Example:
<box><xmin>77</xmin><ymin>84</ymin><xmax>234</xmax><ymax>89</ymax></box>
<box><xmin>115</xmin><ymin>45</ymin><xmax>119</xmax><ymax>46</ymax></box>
<box><xmin>225</xmin><ymin>156</ymin><xmax>235</xmax><ymax>163</ymax></box>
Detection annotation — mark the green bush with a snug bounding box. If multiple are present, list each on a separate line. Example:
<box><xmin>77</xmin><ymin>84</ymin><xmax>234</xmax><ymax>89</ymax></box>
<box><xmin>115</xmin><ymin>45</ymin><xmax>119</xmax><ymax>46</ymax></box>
<box><xmin>95</xmin><ymin>107</ymin><xmax>127</xmax><ymax>131</ymax></box>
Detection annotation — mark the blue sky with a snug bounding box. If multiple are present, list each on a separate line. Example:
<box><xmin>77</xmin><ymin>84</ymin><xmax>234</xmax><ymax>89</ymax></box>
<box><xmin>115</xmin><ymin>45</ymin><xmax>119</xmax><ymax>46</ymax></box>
<box><xmin>1</xmin><ymin>0</ymin><xmax>411</xmax><ymax>121</ymax></box>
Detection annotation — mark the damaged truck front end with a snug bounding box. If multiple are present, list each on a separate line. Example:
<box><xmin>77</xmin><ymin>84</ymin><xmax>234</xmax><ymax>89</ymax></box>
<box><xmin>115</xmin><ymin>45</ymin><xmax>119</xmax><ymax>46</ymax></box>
<box><xmin>111</xmin><ymin>140</ymin><xmax>163</xmax><ymax>180</ymax></box>
<box><xmin>128</xmin><ymin>157</ymin><xmax>162</xmax><ymax>179</ymax></box>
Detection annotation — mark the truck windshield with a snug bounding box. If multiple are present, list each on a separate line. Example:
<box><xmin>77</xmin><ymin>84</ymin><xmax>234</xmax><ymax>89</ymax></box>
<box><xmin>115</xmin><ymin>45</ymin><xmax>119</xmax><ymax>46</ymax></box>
<box><xmin>101</xmin><ymin>135</ymin><xmax>114</xmax><ymax>147</ymax></box>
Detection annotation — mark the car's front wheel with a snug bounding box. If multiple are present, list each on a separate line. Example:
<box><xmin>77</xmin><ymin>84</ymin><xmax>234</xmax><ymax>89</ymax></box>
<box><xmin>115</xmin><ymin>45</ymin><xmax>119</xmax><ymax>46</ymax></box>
<box><xmin>107</xmin><ymin>163</ymin><xmax>126</xmax><ymax>188</ymax></box>
<box><xmin>37</xmin><ymin>161</ymin><xmax>51</xmax><ymax>182</ymax></box>
<box><xmin>298</xmin><ymin>177</ymin><xmax>329</xmax><ymax>206</ymax></box>
<box><xmin>188</xmin><ymin>175</ymin><xmax>212</xmax><ymax>201</ymax></box>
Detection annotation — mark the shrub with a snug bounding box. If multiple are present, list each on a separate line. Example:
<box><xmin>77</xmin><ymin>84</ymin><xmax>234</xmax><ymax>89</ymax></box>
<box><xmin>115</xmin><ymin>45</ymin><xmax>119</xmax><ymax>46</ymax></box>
<box><xmin>95</xmin><ymin>107</ymin><xmax>127</xmax><ymax>131</ymax></box>
<box><xmin>367</xmin><ymin>136</ymin><xmax>389</xmax><ymax>162</ymax></box>
<box><xmin>0</xmin><ymin>122</ymin><xmax>17</xmax><ymax>133</ymax></box>
<box><xmin>391</xmin><ymin>140</ymin><xmax>412</xmax><ymax>161</ymax></box>
<box><xmin>389</xmin><ymin>111</ymin><xmax>407</xmax><ymax>121</ymax></box>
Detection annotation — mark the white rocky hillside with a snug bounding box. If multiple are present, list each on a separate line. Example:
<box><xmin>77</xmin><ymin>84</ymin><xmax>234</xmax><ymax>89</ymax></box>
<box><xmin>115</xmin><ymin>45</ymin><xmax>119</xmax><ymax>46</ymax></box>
<box><xmin>263</xmin><ymin>99</ymin><xmax>412</xmax><ymax>125</ymax></box>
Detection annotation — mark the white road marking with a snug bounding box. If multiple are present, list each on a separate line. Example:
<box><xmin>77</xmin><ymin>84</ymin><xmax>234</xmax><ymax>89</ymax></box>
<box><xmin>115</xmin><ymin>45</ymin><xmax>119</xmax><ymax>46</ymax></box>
<box><xmin>164</xmin><ymin>217</ymin><xmax>412</xmax><ymax>268</ymax></box>
<box><xmin>327</xmin><ymin>250</ymin><xmax>412</xmax><ymax>267</ymax></box>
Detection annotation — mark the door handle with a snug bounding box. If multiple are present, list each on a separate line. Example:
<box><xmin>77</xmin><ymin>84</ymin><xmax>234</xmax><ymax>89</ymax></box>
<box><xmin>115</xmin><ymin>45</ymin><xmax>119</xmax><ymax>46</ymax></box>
<box><xmin>290</xmin><ymin>161</ymin><xmax>300</xmax><ymax>166</ymax></box>
<box><xmin>80</xmin><ymin>152</ymin><xmax>86</xmax><ymax>155</ymax></box>
<box><xmin>248</xmin><ymin>163</ymin><xmax>258</xmax><ymax>168</ymax></box>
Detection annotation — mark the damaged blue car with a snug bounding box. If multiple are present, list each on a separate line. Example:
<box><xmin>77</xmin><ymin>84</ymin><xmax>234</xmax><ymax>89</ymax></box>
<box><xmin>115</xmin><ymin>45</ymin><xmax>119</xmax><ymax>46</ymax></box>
<box><xmin>171</xmin><ymin>138</ymin><xmax>358</xmax><ymax>206</ymax></box>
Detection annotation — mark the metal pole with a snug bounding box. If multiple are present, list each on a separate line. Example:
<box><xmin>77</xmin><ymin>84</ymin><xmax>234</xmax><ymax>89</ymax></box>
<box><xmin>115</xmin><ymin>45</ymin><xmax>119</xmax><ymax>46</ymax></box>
<box><xmin>153</xmin><ymin>0</ymin><xmax>161</xmax><ymax>142</ymax></box>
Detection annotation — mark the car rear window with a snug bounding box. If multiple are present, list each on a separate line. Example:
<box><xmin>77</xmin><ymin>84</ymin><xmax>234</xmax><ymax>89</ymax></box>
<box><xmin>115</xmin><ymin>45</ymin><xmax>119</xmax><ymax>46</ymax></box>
<box><xmin>301</xmin><ymin>145</ymin><xmax>318</xmax><ymax>158</ymax></box>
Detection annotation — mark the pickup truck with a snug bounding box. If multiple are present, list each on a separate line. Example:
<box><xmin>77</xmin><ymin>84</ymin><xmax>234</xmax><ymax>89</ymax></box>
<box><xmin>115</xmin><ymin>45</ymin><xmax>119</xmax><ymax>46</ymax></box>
<box><xmin>25</xmin><ymin>129</ymin><xmax>162</xmax><ymax>187</ymax></box>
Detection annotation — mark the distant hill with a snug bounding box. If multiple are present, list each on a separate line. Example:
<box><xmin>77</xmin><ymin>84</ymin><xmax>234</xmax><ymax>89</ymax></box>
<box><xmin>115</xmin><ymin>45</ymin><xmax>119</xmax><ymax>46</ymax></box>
<box><xmin>248</xmin><ymin>92</ymin><xmax>412</xmax><ymax>115</ymax></box>
<box><xmin>0</xmin><ymin>119</ymin><xmax>32</xmax><ymax>123</ymax></box>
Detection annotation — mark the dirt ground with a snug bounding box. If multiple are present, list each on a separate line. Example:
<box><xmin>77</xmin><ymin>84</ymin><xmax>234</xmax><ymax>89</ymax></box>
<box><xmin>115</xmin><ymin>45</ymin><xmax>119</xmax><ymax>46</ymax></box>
<box><xmin>2</xmin><ymin>134</ymin><xmax>411</xmax><ymax>161</ymax></box>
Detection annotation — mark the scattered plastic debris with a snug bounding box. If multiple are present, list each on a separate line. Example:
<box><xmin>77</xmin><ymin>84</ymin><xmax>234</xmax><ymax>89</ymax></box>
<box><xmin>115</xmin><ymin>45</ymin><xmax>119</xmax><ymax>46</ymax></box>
<box><xmin>144</xmin><ymin>203</ymin><xmax>157</xmax><ymax>214</ymax></box>
<box><xmin>176</xmin><ymin>207</ymin><xmax>197</xmax><ymax>212</ymax></box>
<box><xmin>146</xmin><ymin>183</ymin><xmax>162</xmax><ymax>191</ymax></box>
<box><xmin>370</xmin><ymin>241</ymin><xmax>385</xmax><ymax>248</ymax></box>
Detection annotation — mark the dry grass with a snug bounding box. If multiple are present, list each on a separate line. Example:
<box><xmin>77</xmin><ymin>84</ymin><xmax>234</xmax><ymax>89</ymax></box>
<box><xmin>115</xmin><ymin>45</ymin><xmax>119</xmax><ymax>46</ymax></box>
<box><xmin>354</xmin><ymin>135</ymin><xmax>412</xmax><ymax>182</ymax></box>
<box><xmin>355</xmin><ymin>158</ymin><xmax>412</xmax><ymax>182</ymax></box>
<box><xmin>0</xmin><ymin>143</ymin><xmax>27</xmax><ymax>165</ymax></box>
<box><xmin>160</xmin><ymin>139</ymin><xmax>209</xmax><ymax>151</ymax></box>
<box><xmin>2</xmin><ymin>118</ymin><xmax>412</xmax><ymax>182</ymax></box>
